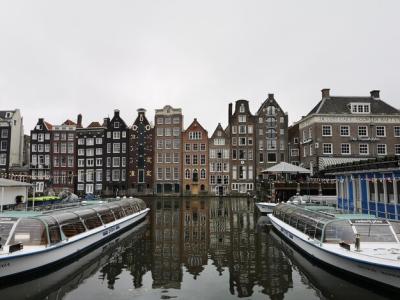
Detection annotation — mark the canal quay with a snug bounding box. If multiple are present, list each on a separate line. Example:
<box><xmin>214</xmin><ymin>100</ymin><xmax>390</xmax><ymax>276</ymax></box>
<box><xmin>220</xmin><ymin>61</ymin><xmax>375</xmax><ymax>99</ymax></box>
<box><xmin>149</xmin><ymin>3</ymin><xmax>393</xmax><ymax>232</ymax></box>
<box><xmin>0</xmin><ymin>197</ymin><xmax>396</xmax><ymax>300</ymax></box>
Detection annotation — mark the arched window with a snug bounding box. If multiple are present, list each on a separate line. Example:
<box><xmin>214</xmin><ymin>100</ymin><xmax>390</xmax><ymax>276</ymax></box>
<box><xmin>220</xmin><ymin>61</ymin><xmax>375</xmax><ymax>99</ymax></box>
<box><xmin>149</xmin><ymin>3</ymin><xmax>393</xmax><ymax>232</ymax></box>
<box><xmin>193</xmin><ymin>169</ymin><xmax>199</xmax><ymax>182</ymax></box>
<box><xmin>185</xmin><ymin>169</ymin><xmax>191</xmax><ymax>179</ymax></box>
<box><xmin>200</xmin><ymin>169</ymin><xmax>206</xmax><ymax>179</ymax></box>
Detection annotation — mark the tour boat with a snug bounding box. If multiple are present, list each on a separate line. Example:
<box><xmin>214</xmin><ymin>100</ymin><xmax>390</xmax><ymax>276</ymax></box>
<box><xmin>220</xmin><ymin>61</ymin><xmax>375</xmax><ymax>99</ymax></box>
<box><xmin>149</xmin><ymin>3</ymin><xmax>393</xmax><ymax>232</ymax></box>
<box><xmin>255</xmin><ymin>202</ymin><xmax>277</xmax><ymax>214</ymax></box>
<box><xmin>269</xmin><ymin>203</ymin><xmax>400</xmax><ymax>289</ymax></box>
<box><xmin>0</xmin><ymin>198</ymin><xmax>149</xmax><ymax>279</ymax></box>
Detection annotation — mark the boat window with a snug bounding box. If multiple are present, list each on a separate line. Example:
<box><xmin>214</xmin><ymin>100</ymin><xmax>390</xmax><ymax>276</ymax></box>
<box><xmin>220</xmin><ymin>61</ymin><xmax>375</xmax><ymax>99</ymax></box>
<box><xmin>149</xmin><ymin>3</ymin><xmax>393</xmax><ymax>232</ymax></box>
<box><xmin>49</xmin><ymin>226</ymin><xmax>62</xmax><ymax>244</ymax></box>
<box><xmin>10</xmin><ymin>218</ymin><xmax>48</xmax><ymax>246</ymax></box>
<box><xmin>0</xmin><ymin>219</ymin><xmax>17</xmax><ymax>247</ymax></box>
<box><xmin>61</xmin><ymin>221</ymin><xmax>86</xmax><ymax>238</ymax></box>
<box><xmin>84</xmin><ymin>215</ymin><xmax>103</xmax><ymax>229</ymax></box>
<box><xmin>323</xmin><ymin>221</ymin><xmax>354</xmax><ymax>243</ymax></box>
<box><xmin>354</xmin><ymin>224</ymin><xmax>397</xmax><ymax>243</ymax></box>
<box><xmin>99</xmin><ymin>212</ymin><xmax>115</xmax><ymax>224</ymax></box>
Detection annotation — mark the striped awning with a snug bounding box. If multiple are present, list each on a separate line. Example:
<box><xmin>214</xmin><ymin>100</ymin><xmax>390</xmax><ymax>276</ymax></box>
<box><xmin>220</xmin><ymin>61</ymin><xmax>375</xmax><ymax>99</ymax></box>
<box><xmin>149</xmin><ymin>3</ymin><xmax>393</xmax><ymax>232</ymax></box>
<box><xmin>319</xmin><ymin>157</ymin><xmax>370</xmax><ymax>170</ymax></box>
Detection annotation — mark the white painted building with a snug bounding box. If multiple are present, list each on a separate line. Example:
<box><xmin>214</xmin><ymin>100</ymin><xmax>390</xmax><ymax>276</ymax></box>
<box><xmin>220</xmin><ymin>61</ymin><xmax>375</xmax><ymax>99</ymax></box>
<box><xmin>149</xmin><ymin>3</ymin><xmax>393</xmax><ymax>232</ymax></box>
<box><xmin>0</xmin><ymin>178</ymin><xmax>32</xmax><ymax>211</ymax></box>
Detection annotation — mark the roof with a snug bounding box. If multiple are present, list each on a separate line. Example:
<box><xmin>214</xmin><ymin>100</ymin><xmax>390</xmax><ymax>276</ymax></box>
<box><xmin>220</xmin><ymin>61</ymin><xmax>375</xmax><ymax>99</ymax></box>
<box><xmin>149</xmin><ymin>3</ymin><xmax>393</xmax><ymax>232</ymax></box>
<box><xmin>305</xmin><ymin>96</ymin><xmax>399</xmax><ymax>117</ymax></box>
<box><xmin>185</xmin><ymin>118</ymin><xmax>208</xmax><ymax>134</ymax></box>
<box><xmin>87</xmin><ymin>122</ymin><xmax>102</xmax><ymax>128</ymax></box>
<box><xmin>44</xmin><ymin>121</ymin><xmax>53</xmax><ymax>130</ymax></box>
<box><xmin>261</xmin><ymin>162</ymin><xmax>311</xmax><ymax>174</ymax></box>
<box><xmin>63</xmin><ymin>119</ymin><xmax>77</xmax><ymax>126</ymax></box>
<box><xmin>0</xmin><ymin>178</ymin><xmax>33</xmax><ymax>187</ymax></box>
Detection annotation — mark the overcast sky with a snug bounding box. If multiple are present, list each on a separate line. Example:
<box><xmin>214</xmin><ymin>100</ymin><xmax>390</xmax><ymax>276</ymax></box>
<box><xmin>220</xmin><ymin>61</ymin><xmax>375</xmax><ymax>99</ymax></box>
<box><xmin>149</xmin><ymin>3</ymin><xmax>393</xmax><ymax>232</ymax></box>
<box><xmin>1</xmin><ymin>0</ymin><xmax>399</xmax><ymax>133</ymax></box>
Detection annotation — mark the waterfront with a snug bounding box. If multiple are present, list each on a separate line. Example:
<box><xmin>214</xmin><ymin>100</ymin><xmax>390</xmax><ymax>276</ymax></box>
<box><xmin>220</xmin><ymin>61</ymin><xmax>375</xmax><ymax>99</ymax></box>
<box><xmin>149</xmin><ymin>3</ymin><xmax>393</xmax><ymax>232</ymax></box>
<box><xmin>0</xmin><ymin>197</ymin><xmax>396</xmax><ymax>300</ymax></box>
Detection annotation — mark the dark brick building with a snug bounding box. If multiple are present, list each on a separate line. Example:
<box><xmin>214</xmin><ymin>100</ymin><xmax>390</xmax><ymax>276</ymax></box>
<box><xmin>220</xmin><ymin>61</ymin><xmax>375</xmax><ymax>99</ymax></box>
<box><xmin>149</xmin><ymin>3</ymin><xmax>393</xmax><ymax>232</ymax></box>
<box><xmin>128</xmin><ymin>108</ymin><xmax>153</xmax><ymax>195</ymax></box>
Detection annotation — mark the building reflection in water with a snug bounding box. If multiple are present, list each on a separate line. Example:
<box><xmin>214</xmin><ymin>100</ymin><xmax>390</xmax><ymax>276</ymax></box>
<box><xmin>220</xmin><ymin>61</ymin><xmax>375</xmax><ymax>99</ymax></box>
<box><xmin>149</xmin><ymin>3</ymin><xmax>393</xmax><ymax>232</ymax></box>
<box><xmin>151</xmin><ymin>198</ymin><xmax>183</xmax><ymax>289</ymax></box>
<box><xmin>91</xmin><ymin>197</ymin><xmax>294</xmax><ymax>298</ymax></box>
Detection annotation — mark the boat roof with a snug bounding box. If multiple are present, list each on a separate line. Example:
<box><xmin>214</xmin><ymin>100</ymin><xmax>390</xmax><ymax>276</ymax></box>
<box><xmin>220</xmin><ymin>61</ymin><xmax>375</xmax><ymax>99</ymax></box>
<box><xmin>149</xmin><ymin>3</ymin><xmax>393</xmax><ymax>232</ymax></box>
<box><xmin>0</xmin><ymin>211</ymin><xmax>42</xmax><ymax>218</ymax></box>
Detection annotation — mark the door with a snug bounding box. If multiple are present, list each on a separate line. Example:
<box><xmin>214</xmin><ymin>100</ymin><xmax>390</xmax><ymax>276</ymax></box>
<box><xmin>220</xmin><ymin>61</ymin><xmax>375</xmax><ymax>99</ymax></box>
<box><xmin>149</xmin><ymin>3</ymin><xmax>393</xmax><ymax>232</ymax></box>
<box><xmin>218</xmin><ymin>186</ymin><xmax>224</xmax><ymax>196</ymax></box>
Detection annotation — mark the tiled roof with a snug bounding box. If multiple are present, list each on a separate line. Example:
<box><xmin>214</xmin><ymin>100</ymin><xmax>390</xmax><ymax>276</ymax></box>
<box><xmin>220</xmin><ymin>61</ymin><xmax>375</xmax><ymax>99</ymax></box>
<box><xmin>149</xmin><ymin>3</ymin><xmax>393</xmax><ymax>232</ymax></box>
<box><xmin>44</xmin><ymin>121</ymin><xmax>53</xmax><ymax>130</ymax></box>
<box><xmin>63</xmin><ymin>119</ymin><xmax>77</xmax><ymax>126</ymax></box>
<box><xmin>87</xmin><ymin>122</ymin><xmax>102</xmax><ymax>128</ymax></box>
<box><xmin>306</xmin><ymin>96</ymin><xmax>399</xmax><ymax>116</ymax></box>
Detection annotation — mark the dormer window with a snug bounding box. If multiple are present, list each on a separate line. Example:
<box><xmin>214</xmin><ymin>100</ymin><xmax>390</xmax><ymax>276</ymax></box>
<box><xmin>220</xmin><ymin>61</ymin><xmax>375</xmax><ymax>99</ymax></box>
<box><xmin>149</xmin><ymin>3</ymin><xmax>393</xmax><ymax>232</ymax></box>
<box><xmin>350</xmin><ymin>103</ymin><xmax>370</xmax><ymax>114</ymax></box>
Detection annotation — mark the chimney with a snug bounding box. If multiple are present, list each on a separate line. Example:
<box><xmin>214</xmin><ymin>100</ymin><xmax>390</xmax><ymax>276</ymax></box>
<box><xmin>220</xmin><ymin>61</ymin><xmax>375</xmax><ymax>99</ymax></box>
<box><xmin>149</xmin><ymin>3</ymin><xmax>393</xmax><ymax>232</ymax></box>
<box><xmin>77</xmin><ymin>114</ymin><xmax>82</xmax><ymax>128</ymax></box>
<box><xmin>321</xmin><ymin>88</ymin><xmax>330</xmax><ymax>98</ymax></box>
<box><xmin>38</xmin><ymin>118</ymin><xmax>44</xmax><ymax>123</ymax></box>
<box><xmin>370</xmin><ymin>90</ymin><xmax>380</xmax><ymax>99</ymax></box>
<box><xmin>268</xmin><ymin>93</ymin><xmax>274</xmax><ymax>100</ymax></box>
<box><xmin>114</xmin><ymin>109</ymin><xmax>120</xmax><ymax>116</ymax></box>
<box><xmin>228</xmin><ymin>103</ymin><xmax>232</xmax><ymax>124</ymax></box>
<box><xmin>103</xmin><ymin>117</ymin><xmax>109</xmax><ymax>127</ymax></box>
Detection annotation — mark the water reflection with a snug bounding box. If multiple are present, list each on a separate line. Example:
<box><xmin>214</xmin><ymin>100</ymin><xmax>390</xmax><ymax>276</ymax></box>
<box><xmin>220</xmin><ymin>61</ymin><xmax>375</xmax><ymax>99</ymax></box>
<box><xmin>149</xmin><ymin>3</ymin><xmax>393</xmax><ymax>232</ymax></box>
<box><xmin>0</xmin><ymin>197</ymin><xmax>393</xmax><ymax>300</ymax></box>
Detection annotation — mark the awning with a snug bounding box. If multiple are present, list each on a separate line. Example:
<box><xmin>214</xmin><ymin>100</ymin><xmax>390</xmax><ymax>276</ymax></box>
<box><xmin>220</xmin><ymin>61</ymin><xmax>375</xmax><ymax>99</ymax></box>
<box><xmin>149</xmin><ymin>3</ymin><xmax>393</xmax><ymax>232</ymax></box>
<box><xmin>261</xmin><ymin>162</ymin><xmax>311</xmax><ymax>174</ymax></box>
<box><xmin>318</xmin><ymin>157</ymin><xmax>371</xmax><ymax>170</ymax></box>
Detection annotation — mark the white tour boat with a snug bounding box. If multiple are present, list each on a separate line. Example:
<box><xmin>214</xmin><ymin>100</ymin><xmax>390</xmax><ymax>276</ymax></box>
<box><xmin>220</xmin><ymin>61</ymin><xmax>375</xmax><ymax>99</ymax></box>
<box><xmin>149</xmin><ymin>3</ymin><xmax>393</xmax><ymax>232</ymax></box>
<box><xmin>0</xmin><ymin>198</ymin><xmax>149</xmax><ymax>279</ymax></box>
<box><xmin>269</xmin><ymin>203</ymin><xmax>400</xmax><ymax>289</ymax></box>
<box><xmin>255</xmin><ymin>202</ymin><xmax>277</xmax><ymax>214</ymax></box>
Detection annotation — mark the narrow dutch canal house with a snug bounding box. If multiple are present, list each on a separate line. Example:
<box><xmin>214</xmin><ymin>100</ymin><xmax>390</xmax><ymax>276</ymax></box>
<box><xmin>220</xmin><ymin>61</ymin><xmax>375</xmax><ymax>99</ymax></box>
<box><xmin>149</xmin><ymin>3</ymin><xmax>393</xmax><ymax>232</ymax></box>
<box><xmin>76</xmin><ymin>119</ymin><xmax>105</xmax><ymax>196</ymax></box>
<box><xmin>128</xmin><ymin>108</ymin><xmax>154</xmax><ymax>195</ymax></box>
<box><xmin>103</xmin><ymin>109</ymin><xmax>129</xmax><ymax>196</ymax></box>
<box><xmin>209</xmin><ymin>123</ymin><xmax>230</xmax><ymax>196</ymax></box>
<box><xmin>182</xmin><ymin>118</ymin><xmax>209</xmax><ymax>195</ymax></box>
<box><xmin>228</xmin><ymin>100</ymin><xmax>256</xmax><ymax>194</ymax></box>
<box><xmin>255</xmin><ymin>93</ymin><xmax>288</xmax><ymax>178</ymax></box>
<box><xmin>154</xmin><ymin>105</ymin><xmax>183</xmax><ymax>195</ymax></box>
<box><xmin>50</xmin><ymin>118</ymin><xmax>77</xmax><ymax>193</ymax></box>
<box><xmin>0</xmin><ymin>109</ymin><xmax>24</xmax><ymax>177</ymax></box>
<box><xmin>30</xmin><ymin>118</ymin><xmax>52</xmax><ymax>194</ymax></box>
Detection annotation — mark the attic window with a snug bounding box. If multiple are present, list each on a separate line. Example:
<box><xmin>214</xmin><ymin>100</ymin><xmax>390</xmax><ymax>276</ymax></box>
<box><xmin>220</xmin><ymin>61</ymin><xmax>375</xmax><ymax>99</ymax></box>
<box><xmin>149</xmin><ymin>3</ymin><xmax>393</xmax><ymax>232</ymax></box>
<box><xmin>239</xmin><ymin>104</ymin><xmax>245</xmax><ymax>113</ymax></box>
<box><xmin>5</xmin><ymin>112</ymin><xmax>11</xmax><ymax>118</ymax></box>
<box><xmin>350</xmin><ymin>103</ymin><xmax>370</xmax><ymax>114</ymax></box>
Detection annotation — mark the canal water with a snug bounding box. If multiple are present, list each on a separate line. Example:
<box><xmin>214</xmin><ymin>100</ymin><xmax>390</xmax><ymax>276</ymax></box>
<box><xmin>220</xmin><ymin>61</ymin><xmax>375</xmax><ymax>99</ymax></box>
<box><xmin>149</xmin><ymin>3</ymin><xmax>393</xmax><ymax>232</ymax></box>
<box><xmin>0</xmin><ymin>198</ymin><xmax>396</xmax><ymax>300</ymax></box>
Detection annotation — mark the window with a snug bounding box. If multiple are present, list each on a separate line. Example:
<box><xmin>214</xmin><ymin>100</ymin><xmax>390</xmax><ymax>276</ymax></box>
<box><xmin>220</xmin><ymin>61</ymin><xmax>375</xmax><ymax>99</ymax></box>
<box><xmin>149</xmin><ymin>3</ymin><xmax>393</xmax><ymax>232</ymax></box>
<box><xmin>258</xmin><ymin>117</ymin><xmax>263</xmax><ymax>123</ymax></box>
<box><xmin>122</xmin><ymin>157</ymin><xmax>126</xmax><ymax>167</ymax></box>
<box><xmin>165</xmin><ymin>127</ymin><xmax>171</xmax><ymax>136</ymax></box>
<box><xmin>232</xmin><ymin>126</ymin><xmax>237</xmax><ymax>134</ymax></box>
<box><xmin>165</xmin><ymin>153</ymin><xmax>171</xmax><ymax>163</ymax></box>
<box><xmin>86</xmin><ymin>158</ymin><xmax>94</xmax><ymax>167</ymax></box>
<box><xmin>157</xmin><ymin>168</ymin><xmax>163</xmax><ymax>180</ymax></box>
<box><xmin>189</xmin><ymin>132</ymin><xmax>202</xmax><ymax>140</ymax></box>
<box><xmin>78</xmin><ymin>149</ymin><xmax>84</xmax><ymax>156</ymax></box>
<box><xmin>165</xmin><ymin>117</ymin><xmax>171</xmax><ymax>124</ymax></box>
<box><xmin>86</xmin><ymin>138</ymin><xmax>94</xmax><ymax>146</ymax></box>
<box><xmin>173</xmin><ymin>167</ymin><xmax>179</xmax><ymax>180</ymax></box>
<box><xmin>291</xmin><ymin>149</ymin><xmax>299</xmax><ymax>156</ymax></box>
<box><xmin>113</xmin><ymin>157</ymin><xmax>120</xmax><ymax>167</ymax></box>
<box><xmin>351</xmin><ymin>103</ymin><xmax>370</xmax><ymax>114</ymax></box>
<box><xmin>173</xmin><ymin>117</ymin><xmax>180</xmax><ymax>124</ymax></box>
<box><xmin>267</xmin><ymin>140</ymin><xmax>276</xmax><ymax>150</ymax></box>
<box><xmin>32</xmin><ymin>144</ymin><xmax>37</xmax><ymax>152</ymax></box>
<box><xmin>200</xmin><ymin>154</ymin><xmax>206</xmax><ymax>165</ymax></box>
<box><xmin>358</xmin><ymin>126</ymin><xmax>368</xmax><ymax>137</ymax></box>
<box><xmin>96</xmin><ymin>148</ymin><xmax>102</xmax><ymax>155</ymax></box>
<box><xmin>122</xmin><ymin>131</ymin><xmax>126</xmax><ymax>138</ymax></box>
<box><xmin>377</xmin><ymin>144</ymin><xmax>387</xmax><ymax>155</ymax></box>
<box><xmin>165</xmin><ymin>139</ymin><xmax>172</xmax><ymax>149</ymax></box>
<box><xmin>32</xmin><ymin>133</ymin><xmax>37</xmax><ymax>140</ymax></box>
<box><xmin>267</xmin><ymin>153</ymin><xmax>276</xmax><ymax>162</ymax></box>
<box><xmin>376</xmin><ymin>126</ymin><xmax>386</xmax><ymax>137</ymax></box>
<box><xmin>67</xmin><ymin>142</ymin><xmax>74</xmax><ymax>153</ymax></box>
<box><xmin>200</xmin><ymin>169</ymin><xmax>206</xmax><ymax>179</ymax></box>
<box><xmin>0</xmin><ymin>141</ymin><xmax>7</xmax><ymax>151</ymax></box>
<box><xmin>395</xmin><ymin>145</ymin><xmax>400</xmax><ymax>155</ymax></box>
<box><xmin>239</xmin><ymin>104</ymin><xmax>245</xmax><ymax>113</ymax></box>
<box><xmin>341</xmin><ymin>144</ymin><xmax>351</xmax><ymax>155</ymax></box>
<box><xmin>173</xmin><ymin>139</ymin><xmax>180</xmax><ymax>149</ymax></box>
<box><xmin>322</xmin><ymin>125</ymin><xmax>332</xmax><ymax>136</ymax></box>
<box><xmin>1</xmin><ymin>129</ymin><xmax>8</xmax><ymax>138</ymax></box>
<box><xmin>78</xmin><ymin>159</ymin><xmax>84</xmax><ymax>167</ymax></box>
<box><xmin>157</xmin><ymin>117</ymin><xmax>163</xmax><ymax>125</ymax></box>
<box><xmin>359</xmin><ymin>144</ymin><xmax>369</xmax><ymax>155</ymax></box>
<box><xmin>238</xmin><ymin>115</ymin><xmax>246</xmax><ymax>122</ymax></box>
<box><xmin>157</xmin><ymin>140</ymin><xmax>163</xmax><ymax>149</ymax></box>
<box><xmin>185</xmin><ymin>143</ymin><xmax>190</xmax><ymax>151</ymax></box>
<box><xmin>112</xmin><ymin>169</ymin><xmax>120</xmax><ymax>181</ymax></box>
<box><xmin>96</xmin><ymin>169</ymin><xmax>102</xmax><ymax>182</ymax></box>
<box><xmin>193</xmin><ymin>154</ymin><xmax>198</xmax><ymax>164</ymax></box>
<box><xmin>239</xmin><ymin>125</ymin><xmax>246</xmax><ymax>134</ymax></box>
<box><xmin>200</xmin><ymin>143</ymin><xmax>206</xmax><ymax>151</ymax></box>
<box><xmin>239</xmin><ymin>137</ymin><xmax>246</xmax><ymax>146</ymax></box>
<box><xmin>173</xmin><ymin>152</ymin><xmax>179</xmax><ymax>163</ymax></box>
<box><xmin>96</xmin><ymin>158</ymin><xmax>102</xmax><ymax>166</ymax></box>
<box><xmin>0</xmin><ymin>153</ymin><xmax>6</xmax><ymax>165</ymax></box>
<box><xmin>122</xmin><ymin>143</ymin><xmax>126</xmax><ymax>153</ymax></box>
<box><xmin>114</xmin><ymin>122</ymin><xmax>120</xmax><ymax>128</ymax></box>
<box><xmin>96</xmin><ymin>137</ymin><xmax>102</xmax><ymax>144</ymax></box>
<box><xmin>107</xmin><ymin>143</ymin><xmax>111</xmax><ymax>153</ymax></box>
<box><xmin>173</xmin><ymin>127</ymin><xmax>180</xmax><ymax>136</ymax></box>
<box><xmin>113</xmin><ymin>143</ymin><xmax>120</xmax><ymax>153</ymax></box>
<box><xmin>394</xmin><ymin>126</ymin><xmax>400</xmax><ymax>137</ymax></box>
<box><xmin>185</xmin><ymin>169</ymin><xmax>191</xmax><ymax>179</ymax></box>
<box><xmin>192</xmin><ymin>143</ymin><xmax>198</xmax><ymax>151</ymax></box>
<box><xmin>210</xmin><ymin>175</ymin><xmax>215</xmax><ymax>184</ymax></box>
<box><xmin>323</xmin><ymin>143</ymin><xmax>333</xmax><ymax>154</ymax></box>
<box><xmin>113</xmin><ymin>131</ymin><xmax>120</xmax><ymax>139</ymax></box>
<box><xmin>340</xmin><ymin>126</ymin><xmax>350</xmax><ymax>136</ymax></box>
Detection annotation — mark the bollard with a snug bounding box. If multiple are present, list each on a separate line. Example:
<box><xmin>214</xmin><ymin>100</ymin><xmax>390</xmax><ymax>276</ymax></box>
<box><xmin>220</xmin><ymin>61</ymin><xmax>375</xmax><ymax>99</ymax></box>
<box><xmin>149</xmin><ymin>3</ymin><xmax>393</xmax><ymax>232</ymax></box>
<box><xmin>355</xmin><ymin>234</ymin><xmax>361</xmax><ymax>251</ymax></box>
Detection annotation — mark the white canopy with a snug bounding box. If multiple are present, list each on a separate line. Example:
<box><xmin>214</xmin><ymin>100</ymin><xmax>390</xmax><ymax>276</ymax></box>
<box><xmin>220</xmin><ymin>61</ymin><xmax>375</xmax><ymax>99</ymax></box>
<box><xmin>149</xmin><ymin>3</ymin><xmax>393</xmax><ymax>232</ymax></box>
<box><xmin>261</xmin><ymin>162</ymin><xmax>311</xmax><ymax>174</ymax></box>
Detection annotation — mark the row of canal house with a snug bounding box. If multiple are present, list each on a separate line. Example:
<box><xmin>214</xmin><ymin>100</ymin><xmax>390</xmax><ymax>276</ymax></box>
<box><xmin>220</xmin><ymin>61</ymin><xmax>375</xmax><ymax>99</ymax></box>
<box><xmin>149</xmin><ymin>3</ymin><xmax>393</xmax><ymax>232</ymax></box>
<box><xmin>29</xmin><ymin>93</ymin><xmax>289</xmax><ymax>197</ymax></box>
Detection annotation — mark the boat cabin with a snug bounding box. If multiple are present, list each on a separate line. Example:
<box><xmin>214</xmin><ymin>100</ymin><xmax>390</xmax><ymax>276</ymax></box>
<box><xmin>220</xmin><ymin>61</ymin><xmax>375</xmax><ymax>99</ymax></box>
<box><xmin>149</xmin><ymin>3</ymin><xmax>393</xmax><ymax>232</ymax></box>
<box><xmin>272</xmin><ymin>203</ymin><xmax>400</xmax><ymax>244</ymax></box>
<box><xmin>0</xmin><ymin>198</ymin><xmax>147</xmax><ymax>253</ymax></box>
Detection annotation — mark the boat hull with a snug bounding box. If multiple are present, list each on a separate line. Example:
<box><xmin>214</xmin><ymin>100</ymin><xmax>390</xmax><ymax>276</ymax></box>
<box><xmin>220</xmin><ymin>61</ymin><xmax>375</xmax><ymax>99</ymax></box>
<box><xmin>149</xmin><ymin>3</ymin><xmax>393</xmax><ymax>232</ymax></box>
<box><xmin>269</xmin><ymin>214</ymin><xmax>400</xmax><ymax>290</ymax></box>
<box><xmin>0</xmin><ymin>208</ymin><xmax>149</xmax><ymax>279</ymax></box>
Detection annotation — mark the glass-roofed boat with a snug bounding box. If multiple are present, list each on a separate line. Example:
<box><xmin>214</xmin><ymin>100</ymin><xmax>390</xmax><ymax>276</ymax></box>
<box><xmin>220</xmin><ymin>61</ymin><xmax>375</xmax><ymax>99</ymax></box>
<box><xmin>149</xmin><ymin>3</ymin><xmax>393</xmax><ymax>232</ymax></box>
<box><xmin>269</xmin><ymin>203</ymin><xmax>400</xmax><ymax>289</ymax></box>
<box><xmin>0</xmin><ymin>198</ymin><xmax>149</xmax><ymax>279</ymax></box>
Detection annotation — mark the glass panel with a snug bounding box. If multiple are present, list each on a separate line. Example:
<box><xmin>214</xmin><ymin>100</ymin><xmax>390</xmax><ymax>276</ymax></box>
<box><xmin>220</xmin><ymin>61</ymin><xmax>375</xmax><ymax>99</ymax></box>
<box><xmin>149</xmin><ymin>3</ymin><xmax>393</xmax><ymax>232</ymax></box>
<box><xmin>84</xmin><ymin>215</ymin><xmax>103</xmax><ymax>229</ymax></box>
<box><xmin>323</xmin><ymin>221</ymin><xmax>354</xmax><ymax>243</ymax></box>
<box><xmin>10</xmin><ymin>219</ymin><xmax>48</xmax><ymax>246</ymax></box>
<box><xmin>62</xmin><ymin>221</ymin><xmax>86</xmax><ymax>238</ymax></box>
<box><xmin>0</xmin><ymin>218</ymin><xmax>17</xmax><ymax>247</ymax></box>
<box><xmin>354</xmin><ymin>225</ymin><xmax>397</xmax><ymax>242</ymax></box>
